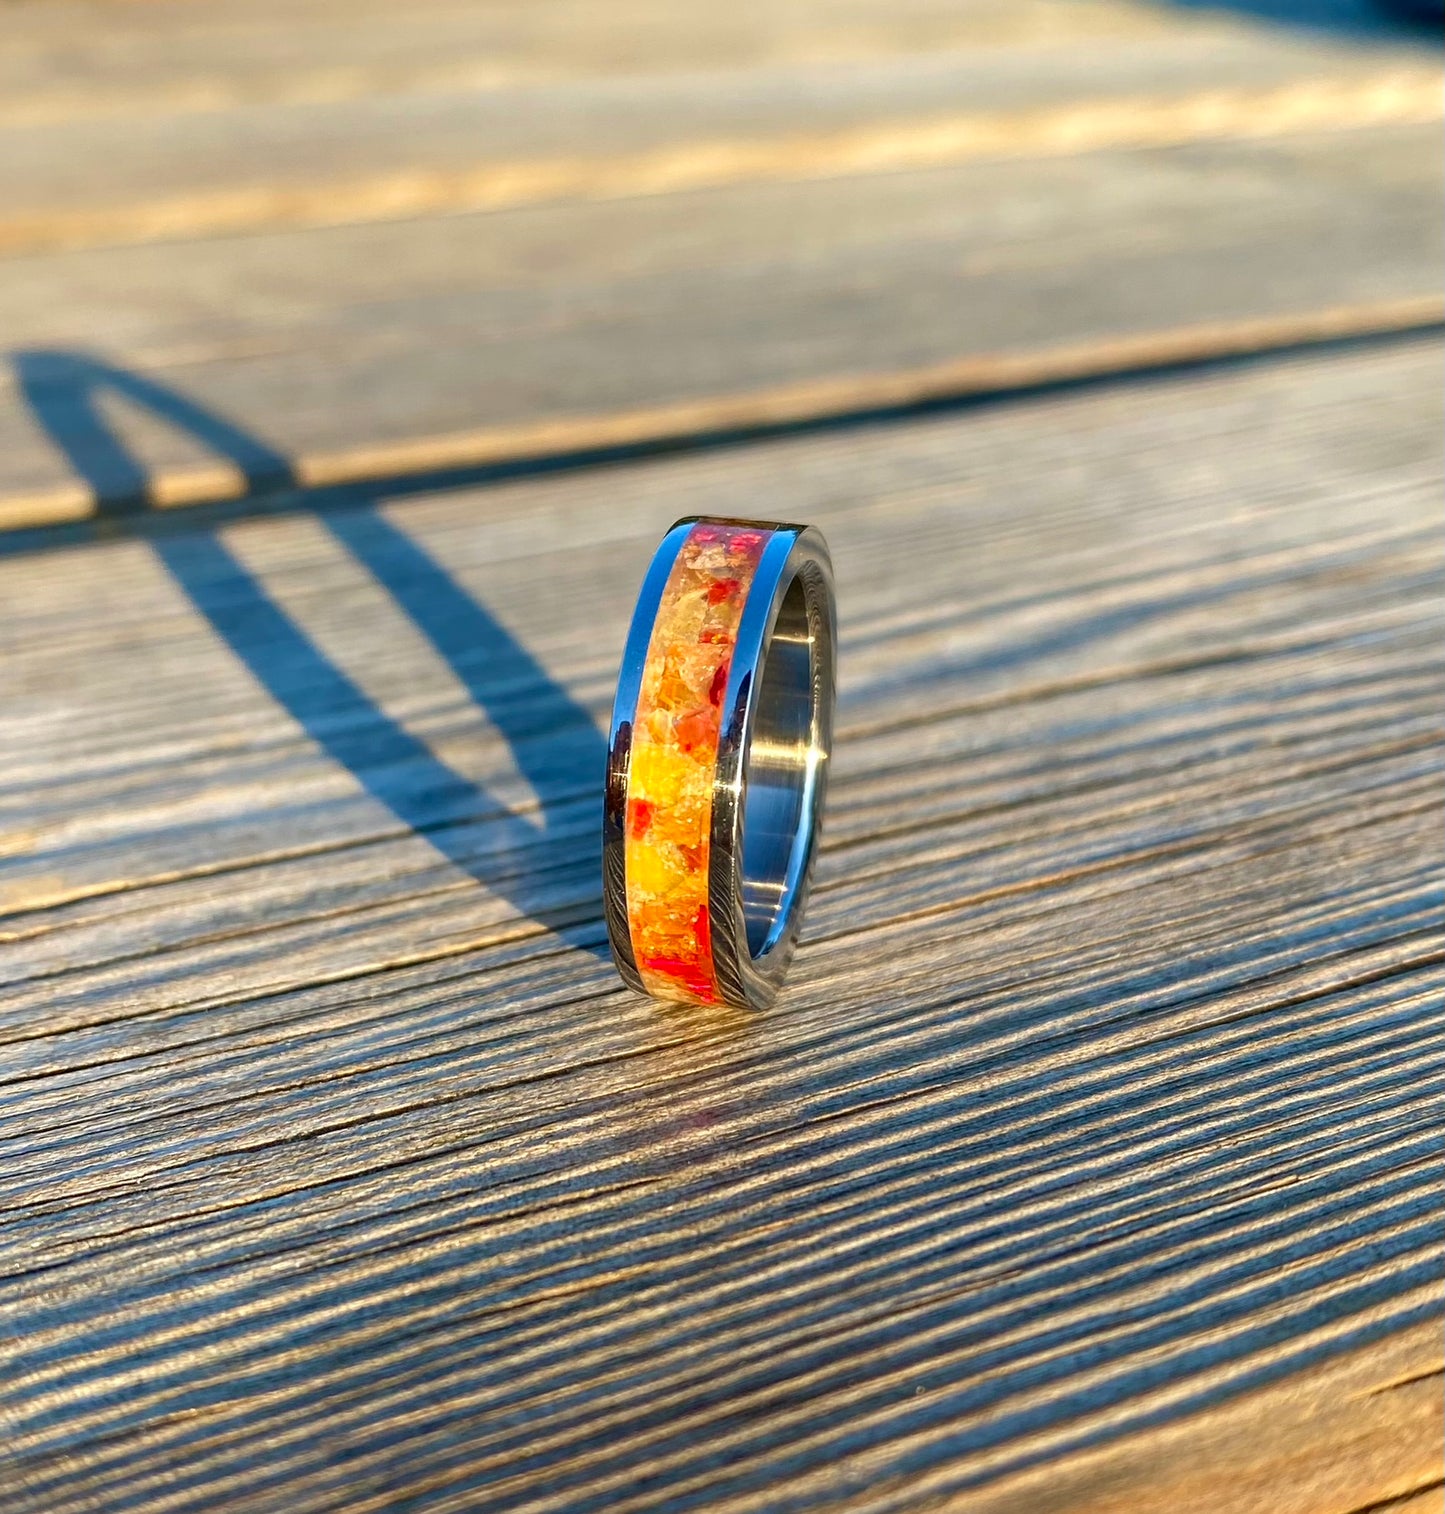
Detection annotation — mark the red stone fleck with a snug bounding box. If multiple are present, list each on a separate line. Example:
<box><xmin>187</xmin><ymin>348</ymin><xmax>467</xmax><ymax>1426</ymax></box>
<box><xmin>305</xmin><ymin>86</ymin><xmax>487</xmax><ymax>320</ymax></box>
<box><xmin>699</xmin><ymin>627</ymin><xmax>735</xmax><ymax>645</ymax></box>
<box><xmin>708</xmin><ymin>664</ymin><xmax>728</xmax><ymax>707</ymax></box>
<box><xmin>708</xmin><ymin>577</ymin><xmax>741</xmax><ymax>605</ymax></box>
<box><xmin>728</xmin><ymin>531</ymin><xmax>765</xmax><ymax>553</ymax></box>
<box><xmin>641</xmin><ymin>955</ymin><xmax>714</xmax><ymax>995</ymax></box>
<box><xmin>673</xmin><ymin>709</ymin><xmax>714</xmax><ymax>753</ymax></box>
<box><xmin>630</xmin><ymin>799</ymin><xmax>655</xmax><ymax>838</ymax></box>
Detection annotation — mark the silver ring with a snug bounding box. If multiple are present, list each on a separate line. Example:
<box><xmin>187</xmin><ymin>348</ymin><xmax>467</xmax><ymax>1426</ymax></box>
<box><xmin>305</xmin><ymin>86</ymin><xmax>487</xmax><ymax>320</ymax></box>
<box><xmin>604</xmin><ymin>517</ymin><xmax>836</xmax><ymax>1009</ymax></box>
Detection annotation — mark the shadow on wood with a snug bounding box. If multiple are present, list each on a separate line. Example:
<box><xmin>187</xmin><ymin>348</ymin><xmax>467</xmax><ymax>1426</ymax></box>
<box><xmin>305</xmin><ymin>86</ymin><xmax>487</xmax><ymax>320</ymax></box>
<box><xmin>12</xmin><ymin>349</ymin><xmax>610</xmax><ymax>959</ymax></box>
<box><xmin>1165</xmin><ymin>0</ymin><xmax>1444</xmax><ymax>37</ymax></box>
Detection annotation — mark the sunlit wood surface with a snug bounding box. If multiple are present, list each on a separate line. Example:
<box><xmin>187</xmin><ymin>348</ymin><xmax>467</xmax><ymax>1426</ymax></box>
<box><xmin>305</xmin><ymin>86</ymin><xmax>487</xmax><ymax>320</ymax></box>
<box><xmin>1</xmin><ymin>2</ymin><xmax>1441</xmax><ymax>1510</ymax></box>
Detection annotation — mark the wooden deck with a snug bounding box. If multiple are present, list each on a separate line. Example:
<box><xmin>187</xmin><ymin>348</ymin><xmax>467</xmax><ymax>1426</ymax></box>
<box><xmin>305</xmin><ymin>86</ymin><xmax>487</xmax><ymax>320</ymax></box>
<box><xmin>1</xmin><ymin>2</ymin><xmax>1441</xmax><ymax>1510</ymax></box>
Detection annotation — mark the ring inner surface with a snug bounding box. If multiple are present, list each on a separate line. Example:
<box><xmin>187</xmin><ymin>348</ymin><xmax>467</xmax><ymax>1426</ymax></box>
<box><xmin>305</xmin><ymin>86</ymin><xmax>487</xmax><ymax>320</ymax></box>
<box><xmin>741</xmin><ymin>573</ymin><xmax>819</xmax><ymax>959</ymax></box>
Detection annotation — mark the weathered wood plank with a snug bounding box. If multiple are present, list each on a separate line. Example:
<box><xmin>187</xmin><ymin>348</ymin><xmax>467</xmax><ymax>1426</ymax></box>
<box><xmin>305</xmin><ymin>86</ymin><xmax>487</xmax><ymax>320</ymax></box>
<box><xmin>1</xmin><ymin>46</ymin><xmax>1434</xmax><ymax>255</ymax></box>
<box><xmin>0</xmin><ymin>0</ymin><xmax>1438</xmax><ymax>529</ymax></box>
<box><xmin>2</xmin><ymin>336</ymin><xmax>1438</xmax><ymax>939</ymax></box>
<box><xmin>922</xmin><ymin>1321</ymin><xmax>1443</xmax><ymax>1513</ymax></box>
<box><xmin>2</xmin><ymin>119</ymin><xmax>1440</xmax><ymax>525</ymax></box>
<box><xmin>1</xmin><ymin>337</ymin><xmax>1439</xmax><ymax>1511</ymax></box>
<box><xmin>0</xmin><ymin>0</ymin><xmax>1218</xmax><ymax>128</ymax></box>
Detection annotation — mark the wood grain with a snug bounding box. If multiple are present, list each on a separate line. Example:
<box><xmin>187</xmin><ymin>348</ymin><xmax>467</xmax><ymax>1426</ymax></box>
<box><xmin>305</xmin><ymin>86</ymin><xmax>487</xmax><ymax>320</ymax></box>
<box><xmin>2</xmin><ymin>337</ymin><xmax>1440</xmax><ymax>1511</ymax></box>
<box><xmin>957</xmin><ymin>1321</ymin><xmax>1443</xmax><ymax>1514</ymax></box>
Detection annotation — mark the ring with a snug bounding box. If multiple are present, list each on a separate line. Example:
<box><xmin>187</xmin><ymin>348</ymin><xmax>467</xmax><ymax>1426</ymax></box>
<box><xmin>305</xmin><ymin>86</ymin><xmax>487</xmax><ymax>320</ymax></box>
<box><xmin>604</xmin><ymin>517</ymin><xmax>837</xmax><ymax>1009</ymax></box>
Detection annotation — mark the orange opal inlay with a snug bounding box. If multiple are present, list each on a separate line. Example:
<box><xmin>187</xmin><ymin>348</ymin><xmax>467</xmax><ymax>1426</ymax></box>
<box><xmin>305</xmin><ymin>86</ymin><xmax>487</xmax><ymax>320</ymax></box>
<box><xmin>625</xmin><ymin>522</ymin><xmax>769</xmax><ymax>1004</ymax></box>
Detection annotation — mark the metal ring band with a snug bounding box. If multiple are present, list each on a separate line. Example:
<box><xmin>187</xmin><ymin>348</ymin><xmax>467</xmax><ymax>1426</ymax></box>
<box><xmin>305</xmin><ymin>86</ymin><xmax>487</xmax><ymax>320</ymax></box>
<box><xmin>604</xmin><ymin>517</ymin><xmax>837</xmax><ymax>1009</ymax></box>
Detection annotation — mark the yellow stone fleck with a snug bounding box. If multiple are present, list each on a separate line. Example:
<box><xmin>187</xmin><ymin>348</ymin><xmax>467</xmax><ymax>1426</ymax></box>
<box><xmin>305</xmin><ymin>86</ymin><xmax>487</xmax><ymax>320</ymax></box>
<box><xmin>629</xmin><ymin>742</ymin><xmax>693</xmax><ymax>807</ymax></box>
<box><xmin>628</xmin><ymin>842</ymin><xmax>684</xmax><ymax>900</ymax></box>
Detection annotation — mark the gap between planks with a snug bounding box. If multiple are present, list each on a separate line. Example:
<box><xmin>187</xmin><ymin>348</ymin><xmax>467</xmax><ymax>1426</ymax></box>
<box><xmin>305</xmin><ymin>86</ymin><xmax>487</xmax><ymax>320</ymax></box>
<box><xmin>4</xmin><ymin>294</ymin><xmax>1441</xmax><ymax>534</ymax></box>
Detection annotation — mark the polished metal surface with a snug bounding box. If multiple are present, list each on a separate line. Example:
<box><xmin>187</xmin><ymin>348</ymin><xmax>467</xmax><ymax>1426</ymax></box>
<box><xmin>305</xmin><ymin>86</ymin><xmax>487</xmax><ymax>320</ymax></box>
<box><xmin>604</xmin><ymin>517</ymin><xmax>837</xmax><ymax>1009</ymax></box>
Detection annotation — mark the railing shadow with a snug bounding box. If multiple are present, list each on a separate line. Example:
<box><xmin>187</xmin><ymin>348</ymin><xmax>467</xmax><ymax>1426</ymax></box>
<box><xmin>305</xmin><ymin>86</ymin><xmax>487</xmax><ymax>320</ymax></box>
<box><xmin>13</xmin><ymin>349</ymin><xmax>609</xmax><ymax>960</ymax></box>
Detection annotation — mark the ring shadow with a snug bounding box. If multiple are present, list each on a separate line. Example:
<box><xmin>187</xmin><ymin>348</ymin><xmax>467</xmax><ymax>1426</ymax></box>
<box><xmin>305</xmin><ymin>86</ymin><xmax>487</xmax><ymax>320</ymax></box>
<box><xmin>13</xmin><ymin>349</ymin><xmax>610</xmax><ymax>961</ymax></box>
